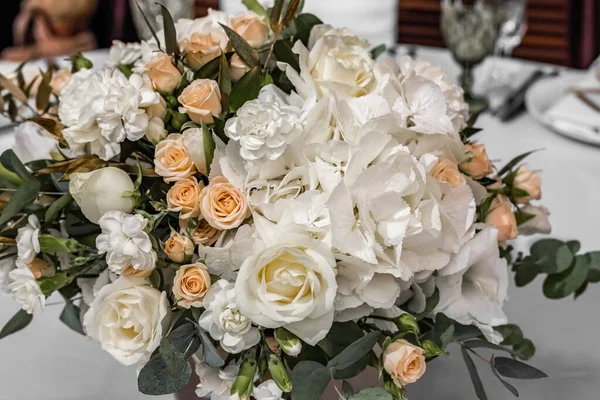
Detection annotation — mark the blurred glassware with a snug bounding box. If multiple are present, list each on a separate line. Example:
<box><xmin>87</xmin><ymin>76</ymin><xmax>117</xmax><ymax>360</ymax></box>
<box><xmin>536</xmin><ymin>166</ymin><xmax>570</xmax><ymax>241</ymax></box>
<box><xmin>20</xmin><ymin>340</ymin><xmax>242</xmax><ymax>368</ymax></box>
<box><xmin>130</xmin><ymin>0</ymin><xmax>195</xmax><ymax>41</ymax></box>
<box><xmin>441</xmin><ymin>0</ymin><xmax>501</xmax><ymax>114</ymax></box>
<box><xmin>219</xmin><ymin>0</ymin><xmax>274</xmax><ymax>14</ymax></box>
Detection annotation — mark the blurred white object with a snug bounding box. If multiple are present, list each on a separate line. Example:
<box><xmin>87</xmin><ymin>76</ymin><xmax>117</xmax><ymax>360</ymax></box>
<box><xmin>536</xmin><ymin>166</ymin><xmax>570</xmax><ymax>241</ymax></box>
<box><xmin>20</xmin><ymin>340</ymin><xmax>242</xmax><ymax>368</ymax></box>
<box><xmin>130</xmin><ymin>0</ymin><xmax>195</xmax><ymax>40</ymax></box>
<box><xmin>219</xmin><ymin>0</ymin><xmax>398</xmax><ymax>48</ymax></box>
<box><xmin>13</xmin><ymin>122</ymin><xmax>59</xmax><ymax>163</ymax></box>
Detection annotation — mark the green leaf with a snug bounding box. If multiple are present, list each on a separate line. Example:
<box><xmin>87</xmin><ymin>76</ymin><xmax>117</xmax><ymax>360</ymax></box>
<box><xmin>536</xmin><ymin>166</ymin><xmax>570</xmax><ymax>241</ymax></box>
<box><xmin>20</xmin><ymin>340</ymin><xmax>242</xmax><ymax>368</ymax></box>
<box><xmin>160</xmin><ymin>337</ymin><xmax>190</xmax><ymax>376</ymax></box>
<box><xmin>370</xmin><ymin>44</ymin><xmax>387</xmax><ymax>60</ymax></box>
<box><xmin>317</xmin><ymin>321</ymin><xmax>364</xmax><ymax>358</ymax></box>
<box><xmin>496</xmin><ymin>324</ymin><xmax>523</xmax><ymax>346</ymax></box>
<box><xmin>202</xmin><ymin>124</ymin><xmax>216</xmax><ymax>176</ymax></box>
<box><xmin>38</xmin><ymin>235</ymin><xmax>85</xmax><ymax>253</ymax></box>
<box><xmin>327</xmin><ymin>331</ymin><xmax>380</xmax><ymax>374</ymax></box>
<box><xmin>59</xmin><ymin>302</ymin><xmax>84</xmax><ymax>335</ymax></box>
<box><xmin>490</xmin><ymin>355</ymin><xmax>519</xmax><ymax>397</ymax></box>
<box><xmin>290</xmin><ymin>361</ymin><xmax>330</xmax><ymax>400</ymax></box>
<box><xmin>273</xmin><ymin>40</ymin><xmax>300</xmax><ymax>71</ymax></box>
<box><xmin>37</xmin><ymin>272</ymin><xmax>69</xmax><ymax>296</ymax></box>
<box><xmin>433</xmin><ymin>313</ymin><xmax>454</xmax><ymax>348</ymax></box>
<box><xmin>229</xmin><ymin>66</ymin><xmax>262</xmax><ymax>112</ymax></box>
<box><xmin>493</xmin><ymin>357</ymin><xmax>548</xmax><ymax>380</ymax></box>
<box><xmin>133</xmin><ymin>0</ymin><xmax>162</xmax><ymax>50</ymax></box>
<box><xmin>194</xmin><ymin>52</ymin><xmax>234</xmax><ymax>80</ymax></box>
<box><xmin>513</xmin><ymin>339</ymin><xmax>535</xmax><ymax>361</ymax></box>
<box><xmin>45</xmin><ymin>193</ymin><xmax>73</xmax><ymax>223</ymax></box>
<box><xmin>270</xmin><ymin>0</ymin><xmax>285</xmax><ymax>32</ymax></box>
<box><xmin>586</xmin><ymin>251</ymin><xmax>600</xmax><ymax>283</ymax></box>
<box><xmin>461</xmin><ymin>346</ymin><xmax>488</xmax><ymax>400</ymax></box>
<box><xmin>138</xmin><ymin>351</ymin><xmax>191</xmax><ymax>395</ymax></box>
<box><xmin>197</xmin><ymin>327</ymin><xmax>224</xmax><ymax>367</ymax></box>
<box><xmin>530</xmin><ymin>239</ymin><xmax>574</xmax><ymax>274</ymax></box>
<box><xmin>242</xmin><ymin>0</ymin><xmax>268</xmax><ymax>16</ymax></box>
<box><xmin>566</xmin><ymin>240</ymin><xmax>581</xmax><ymax>254</ymax></box>
<box><xmin>158</xmin><ymin>4</ymin><xmax>179</xmax><ymax>56</ymax></box>
<box><xmin>349</xmin><ymin>387</ymin><xmax>393</xmax><ymax>400</ymax></box>
<box><xmin>169</xmin><ymin>323</ymin><xmax>201</xmax><ymax>357</ymax></box>
<box><xmin>415</xmin><ymin>288</ymin><xmax>439</xmax><ymax>320</ymax></box>
<box><xmin>513</xmin><ymin>261</ymin><xmax>539</xmax><ymax>287</ymax></box>
<box><xmin>292</xmin><ymin>13</ymin><xmax>322</xmax><ymax>45</ymax></box>
<box><xmin>218</xmin><ymin>53</ymin><xmax>232</xmax><ymax>112</ymax></box>
<box><xmin>342</xmin><ymin>381</ymin><xmax>355</xmax><ymax>398</ymax></box>
<box><xmin>453</xmin><ymin>323</ymin><xmax>482</xmax><ymax>341</ymax></box>
<box><xmin>464</xmin><ymin>339</ymin><xmax>516</xmax><ymax>356</ymax></box>
<box><xmin>0</xmin><ymin>179</ymin><xmax>41</xmax><ymax>225</ymax></box>
<box><xmin>0</xmin><ymin>309</ymin><xmax>33</xmax><ymax>339</ymax></box>
<box><xmin>543</xmin><ymin>254</ymin><xmax>590</xmax><ymax>299</ymax></box>
<box><xmin>0</xmin><ymin>149</ymin><xmax>32</xmax><ymax>181</ymax></box>
<box><xmin>497</xmin><ymin>150</ymin><xmax>539</xmax><ymax>176</ymax></box>
<box><xmin>514</xmin><ymin>210</ymin><xmax>535</xmax><ymax>226</ymax></box>
<box><xmin>219</xmin><ymin>24</ymin><xmax>259</xmax><ymax>68</ymax></box>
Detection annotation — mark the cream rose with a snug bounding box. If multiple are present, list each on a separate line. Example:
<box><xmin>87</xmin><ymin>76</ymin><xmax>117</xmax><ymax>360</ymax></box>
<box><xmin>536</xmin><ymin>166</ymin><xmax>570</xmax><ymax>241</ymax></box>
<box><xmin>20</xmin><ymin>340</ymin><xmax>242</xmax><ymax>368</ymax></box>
<box><xmin>513</xmin><ymin>166</ymin><xmax>541</xmax><ymax>204</ymax></box>
<box><xmin>230</xmin><ymin>54</ymin><xmax>251</xmax><ymax>82</ymax></box>
<box><xmin>173</xmin><ymin>263</ymin><xmax>211</xmax><ymax>308</ymax></box>
<box><xmin>182</xmin><ymin>128</ymin><xmax>209</xmax><ymax>176</ymax></box>
<box><xmin>199</xmin><ymin>176</ymin><xmax>250</xmax><ymax>230</ymax></box>
<box><xmin>167</xmin><ymin>177</ymin><xmax>203</xmax><ymax>219</ymax></box>
<box><xmin>145</xmin><ymin>53</ymin><xmax>182</xmax><ymax>93</ymax></box>
<box><xmin>485</xmin><ymin>195</ymin><xmax>518</xmax><ymax>242</ymax></box>
<box><xmin>178</xmin><ymin>79</ymin><xmax>222</xmax><ymax>124</ymax></box>
<box><xmin>83</xmin><ymin>277</ymin><xmax>171</xmax><ymax>366</ymax></box>
<box><xmin>154</xmin><ymin>133</ymin><xmax>197</xmax><ymax>183</ymax></box>
<box><xmin>460</xmin><ymin>144</ymin><xmax>493</xmax><ymax>180</ymax></box>
<box><xmin>383</xmin><ymin>339</ymin><xmax>426</xmax><ymax>386</ymax></box>
<box><xmin>230</xmin><ymin>13</ymin><xmax>270</xmax><ymax>47</ymax></box>
<box><xmin>165</xmin><ymin>231</ymin><xmax>195</xmax><ymax>264</ymax></box>
<box><xmin>146</xmin><ymin>117</ymin><xmax>168</xmax><ymax>145</ymax></box>
<box><xmin>182</xmin><ymin>32</ymin><xmax>227</xmax><ymax>70</ymax></box>
<box><xmin>69</xmin><ymin>167</ymin><xmax>135</xmax><ymax>224</ymax></box>
<box><xmin>180</xmin><ymin>218</ymin><xmax>222</xmax><ymax>246</ymax></box>
<box><xmin>235</xmin><ymin>231</ymin><xmax>337</xmax><ymax>345</ymax></box>
<box><xmin>431</xmin><ymin>158</ymin><xmax>467</xmax><ymax>188</ymax></box>
<box><xmin>50</xmin><ymin>69</ymin><xmax>72</xmax><ymax>94</ymax></box>
<box><xmin>27</xmin><ymin>258</ymin><xmax>55</xmax><ymax>279</ymax></box>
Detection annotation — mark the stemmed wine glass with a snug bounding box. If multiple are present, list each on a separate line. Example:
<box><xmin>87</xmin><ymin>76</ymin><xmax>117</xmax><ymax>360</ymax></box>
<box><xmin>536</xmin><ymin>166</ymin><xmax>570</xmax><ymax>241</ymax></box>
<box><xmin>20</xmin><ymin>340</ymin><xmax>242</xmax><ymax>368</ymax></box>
<box><xmin>130</xmin><ymin>0</ymin><xmax>195</xmax><ymax>41</ymax></box>
<box><xmin>440</xmin><ymin>0</ymin><xmax>501</xmax><ymax>114</ymax></box>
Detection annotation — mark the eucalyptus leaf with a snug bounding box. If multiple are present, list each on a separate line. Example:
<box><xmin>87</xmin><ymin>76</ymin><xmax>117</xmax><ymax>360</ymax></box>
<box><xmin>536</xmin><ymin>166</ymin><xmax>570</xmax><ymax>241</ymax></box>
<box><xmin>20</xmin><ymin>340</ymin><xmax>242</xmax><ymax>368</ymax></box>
<box><xmin>493</xmin><ymin>357</ymin><xmax>547</xmax><ymax>380</ymax></box>
<box><xmin>543</xmin><ymin>254</ymin><xmax>590</xmax><ymax>299</ymax></box>
<box><xmin>461</xmin><ymin>346</ymin><xmax>488</xmax><ymax>400</ymax></box>
<box><xmin>512</xmin><ymin>339</ymin><xmax>535</xmax><ymax>361</ymax></box>
<box><xmin>496</xmin><ymin>324</ymin><xmax>523</xmax><ymax>346</ymax></box>
<box><xmin>342</xmin><ymin>381</ymin><xmax>355</xmax><ymax>397</ymax></box>
<box><xmin>138</xmin><ymin>351</ymin><xmax>191</xmax><ymax>395</ymax></box>
<box><xmin>290</xmin><ymin>361</ymin><xmax>330</xmax><ymax>400</ymax></box>
<box><xmin>0</xmin><ymin>179</ymin><xmax>41</xmax><ymax>225</ymax></box>
<box><xmin>0</xmin><ymin>309</ymin><xmax>33</xmax><ymax>339</ymax></box>
<box><xmin>59</xmin><ymin>302</ymin><xmax>84</xmax><ymax>335</ymax></box>
<box><xmin>327</xmin><ymin>331</ymin><xmax>380</xmax><ymax>373</ymax></box>
<box><xmin>490</xmin><ymin>356</ymin><xmax>520</xmax><ymax>397</ymax></box>
<box><xmin>45</xmin><ymin>193</ymin><xmax>73</xmax><ymax>223</ymax></box>
<box><xmin>349</xmin><ymin>387</ymin><xmax>393</xmax><ymax>400</ymax></box>
<box><xmin>464</xmin><ymin>339</ymin><xmax>516</xmax><ymax>356</ymax></box>
<box><xmin>513</xmin><ymin>261</ymin><xmax>539</xmax><ymax>287</ymax></box>
<box><xmin>586</xmin><ymin>251</ymin><xmax>600</xmax><ymax>283</ymax></box>
<box><xmin>169</xmin><ymin>323</ymin><xmax>201</xmax><ymax>357</ymax></box>
<box><xmin>433</xmin><ymin>313</ymin><xmax>454</xmax><ymax>348</ymax></box>
<box><xmin>219</xmin><ymin>24</ymin><xmax>259</xmax><ymax>68</ymax></box>
<box><xmin>317</xmin><ymin>321</ymin><xmax>364</xmax><ymax>357</ymax></box>
<box><xmin>158</xmin><ymin>4</ymin><xmax>179</xmax><ymax>56</ymax></box>
<box><xmin>415</xmin><ymin>288</ymin><xmax>439</xmax><ymax>320</ymax></box>
<box><xmin>160</xmin><ymin>338</ymin><xmax>189</xmax><ymax>377</ymax></box>
<box><xmin>530</xmin><ymin>239</ymin><xmax>574</xmax><ymax>274</ymax></box>
<box><xmin>197</xmin><ymin>328</ymin><xmax>225</xmax><ymax>367</ymax></box>
<box><xmin>566</xmin><ymin>240</ymin><xmax>581</xmax><ymax>254</ymax></box>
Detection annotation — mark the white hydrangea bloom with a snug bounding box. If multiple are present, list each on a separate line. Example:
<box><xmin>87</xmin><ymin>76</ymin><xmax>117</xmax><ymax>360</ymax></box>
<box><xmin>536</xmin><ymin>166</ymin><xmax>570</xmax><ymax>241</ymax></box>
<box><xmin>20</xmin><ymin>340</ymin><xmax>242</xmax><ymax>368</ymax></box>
<box><xmin>105</xmin><ymin>40</ymin><xmax>143</xmax><ymax>68</ymax></box>
<box><xmin>198</xmin><ymin>279</ymin><xmax>260</xmax><ymax>354</ymax></box>
<box><xmin>8</xmin><ymin>267</ymin><xmax>45</xmax><ymax>314</ymax></box>
<box><xmin>16</xmin><ymin>215</ymin><xmax>41</xmax><ymax>268</ymax></box>
<box><xmin>225</xmin><ymin>85</ymin><xmax>303</xmax><ymax>164</ymax></box>
<box><xmin>253</xmin><ymin>380</ymin><xmax>284</xmax><ymax>400</ymax></box>
<box><xmin>195</xmin><ymin>362</ymin><xmax>239</xmax><ymax>400</ymax></box>
<box><xmin>59</xmin><ymin>69</ymin><xmax>160</xmax><ymax>160</ymax></box>
<box><xmin>95</xmin><ymin>211</ymin><xmax>157</xmax><ymax>274</ymax></box>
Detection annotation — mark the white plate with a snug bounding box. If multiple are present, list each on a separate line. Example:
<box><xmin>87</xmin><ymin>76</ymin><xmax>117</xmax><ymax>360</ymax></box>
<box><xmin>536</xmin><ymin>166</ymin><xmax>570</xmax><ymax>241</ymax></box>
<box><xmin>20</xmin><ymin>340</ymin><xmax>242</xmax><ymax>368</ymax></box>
<box><xmin>525</xmin><ymin>73</ymin><xmax>600</xmax><ymax>146</ymax></box>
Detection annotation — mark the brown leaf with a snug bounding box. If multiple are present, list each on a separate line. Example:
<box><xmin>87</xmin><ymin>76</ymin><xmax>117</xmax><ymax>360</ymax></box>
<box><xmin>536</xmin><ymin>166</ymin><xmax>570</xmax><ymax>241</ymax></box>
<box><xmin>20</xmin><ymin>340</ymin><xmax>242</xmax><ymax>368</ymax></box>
<box><xmin>36</xmin><ymin>155</ymin><xmax>160</xmax><ymax>179</ymax></box>
<box><xmin>35</xmin><ymin>75</ymin><xmax>52</xmax><ymax>114</ymax></box>
<box><xmin>28</xmin><ymin>117</ymin><xmax>68</xmax><ymax>146</ymax></box>
<box><xmin>0</xmin><ymin>73</ymin><xmax>28</xmax><ymax>103</ymax></box>
<box><xmin>282</xmin><ymin>0</ymin><xmax>302</xmax><ymax>27</ymax></box>
<box><xmin>0</xmin><ymin>236</ymin><xmax>16</xmax><ymax>245</ymax></box>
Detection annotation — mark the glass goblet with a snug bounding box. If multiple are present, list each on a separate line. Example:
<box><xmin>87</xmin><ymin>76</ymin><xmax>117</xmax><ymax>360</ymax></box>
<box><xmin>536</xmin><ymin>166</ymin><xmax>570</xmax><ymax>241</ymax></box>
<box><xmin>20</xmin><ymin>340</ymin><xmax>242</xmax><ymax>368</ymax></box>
<box><xmin>130</xmin><ymin>0</ymin><xmax>195</xmax><ymax>41</ymax></box>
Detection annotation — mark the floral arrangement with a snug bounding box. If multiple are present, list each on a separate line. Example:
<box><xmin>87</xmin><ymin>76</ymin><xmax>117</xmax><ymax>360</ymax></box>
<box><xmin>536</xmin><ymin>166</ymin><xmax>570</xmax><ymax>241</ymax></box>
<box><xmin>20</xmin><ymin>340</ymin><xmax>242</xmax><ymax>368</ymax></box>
<box><xmin>1</xmin><ymin>1</ymin><xmax>599</xmax><ymax>400</ymax></box>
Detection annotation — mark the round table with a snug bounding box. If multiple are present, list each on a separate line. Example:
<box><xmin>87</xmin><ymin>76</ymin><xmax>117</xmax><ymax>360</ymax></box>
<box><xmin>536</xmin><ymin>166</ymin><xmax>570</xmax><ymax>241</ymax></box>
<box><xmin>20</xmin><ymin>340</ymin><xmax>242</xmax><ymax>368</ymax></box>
<box><xmin>1</xmin><ymin>47</ymin><xmax>599</xmax><ymax>400</ymax></box>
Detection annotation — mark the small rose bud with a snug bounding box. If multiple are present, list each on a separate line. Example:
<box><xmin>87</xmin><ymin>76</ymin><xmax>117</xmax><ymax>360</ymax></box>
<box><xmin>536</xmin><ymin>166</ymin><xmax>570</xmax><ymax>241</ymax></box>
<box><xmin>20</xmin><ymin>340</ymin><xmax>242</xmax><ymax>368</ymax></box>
<box><xmin>513</xmin><ymin>166</ymin><xmax>541</xmax><ymax>204</ymax></box>
<box><xmin>178</xmin><ymin>79</ymin><xmax>222</xmax><ymax>124</ymax></box>
<box><xmin>265</xmin><ymin>336</ymin><xmax>281</xmax><ymax>356</ymax></box>
<box><xmin>460</xmin><ymin>143</ymin><xmax>493</xmax><ymax>180</ymax></box>
<box><xmin>394</xmin><ymin>313</ymin><xmax>420</xmax><ymax>336</ymax></box>
<box><xmin>421</xmin><ymin>339</ymin><xmax>443</xmax><ymax>358</ymax></box>
<box><xmin>274</xmin><ymin>328</ymin><xmax>302</xmax><ymax>357</ymax></box>
<box><xmin>431</xmin><ymin>158</ymin><xmax>466</xmax><ymax>188</ymax></box>
<box><xmin>518</xmin><ymin>204</ymin><xmax>551</xmax><ymax>235</ymax></box>
<box><xmin>384</xmin><ymin>380</ymin><xmax>409</xmax><ymax>400</ymax></box>
<box><xmin>145</xmin><ymin>53</ymin><xmax>182</xmax><ymax>93</ymax></box>
<box><xmin>231</xmin><ymin>354</ymin><xmax>258</xmax><ymax>400</ymax></box>
<box><xmin>146</xmin><ymin>96</ymin><xmax>167</xmax><ymax>120</ymax></box>
<box><xmin>382</xmin><ymin>339</ymin><xmax>426</xmax><ymax>387</ymax></box>
<box><xmin>164</xmin><ymin>231</ymin><xmax>195</xmax><ymax>264</ymax></box>
<box><xmin>27</xmin><ymin>257</ymin><xmax>55</xmax><ymax>279</ymax></box>
<box><xmin>485</xmin><ymin>195</ymin><xmax>518</xmax><ymax>242</ymax></box>
<box><xmin>70</xmin><ymin>52</ymin><xmax>93</xmax><ymax>72</ymax></box>
<box><xmin>170</xmin><ymin>111</ymin><xmax>190</xmax><ymax>132</ymax></box>
<box><xmin>146</xmin><ymin>116</ymin><xmax>168</xmax><ymax>145</ymax></box>
<box><xmin>267</xmin><ymin>353</ymin><xmax>292</xmax><ymax>393</ymax></box>
<box><xmin>50</xmin><ymin>69</ymin><xmax>72</xmax><ymax>95</ymax></box>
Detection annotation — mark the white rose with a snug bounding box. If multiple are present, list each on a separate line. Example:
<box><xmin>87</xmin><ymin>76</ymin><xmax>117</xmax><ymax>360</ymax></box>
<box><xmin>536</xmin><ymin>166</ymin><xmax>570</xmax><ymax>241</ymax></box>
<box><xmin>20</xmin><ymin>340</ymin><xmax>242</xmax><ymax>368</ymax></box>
<box><xmin>16</xmin><ymin>215</ymin><xmax>41</xmax><ymax>267</ymax></box>
<box><xmin>253</xmin><ymin>380</ymin><xmax>284</xmax><ymax>400</ymax></box>
<box><xmin>146</xmin><ymin>116</ymin><xmax>168</xmax><ymax>145</ymax></box>
<box><xmin>235</xmin><ymin>229</ymin><xmax>337</xmax><ymax>345</ymax></box>
<box><xmin>95</xmin><ymin>211</ymin><xmax>157</xmax><ymax>274</ymax></box>
<box><xmin>519</xmin><ymin>205</ymin><xmax>551</xmax><ymax>236</ymax></box>
<box><xmin>83</xmin><ymin>276</ymin><xmax>171</xmax><ymax>365</ymax></box>
<box><xmin>8</xmin><ymin>267</ymin><xmax>45</xmax><ymax>314</ymax></box>
<box><xmin>69</xmin><ymin>167</ymin><xmax>135</xmax><ymax>224</ymax></box>
<box><xmin>182</xmin><ymin>128</ymin><xmax>208</xmax><ymax>175</ymax></box>
<box><xmin>198</xmin><ymin>279</ymin><xmax>260</xmax><ymax>354</ymax></box>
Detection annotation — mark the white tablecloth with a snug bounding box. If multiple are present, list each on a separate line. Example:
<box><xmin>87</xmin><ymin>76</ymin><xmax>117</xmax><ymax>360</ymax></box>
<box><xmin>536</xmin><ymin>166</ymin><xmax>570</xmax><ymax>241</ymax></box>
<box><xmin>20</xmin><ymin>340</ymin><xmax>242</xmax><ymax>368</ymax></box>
<box><xmin>1</xmin><ymin>47</ymin><xmax>600</xmax><ymax>400</ymax></box>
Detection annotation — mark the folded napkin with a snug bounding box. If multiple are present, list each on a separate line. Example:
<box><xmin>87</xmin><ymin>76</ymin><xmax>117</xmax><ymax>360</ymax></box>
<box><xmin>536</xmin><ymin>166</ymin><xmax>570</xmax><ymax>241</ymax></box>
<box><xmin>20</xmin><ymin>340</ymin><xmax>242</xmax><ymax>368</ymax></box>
<box><xmin>544</xmin><ymin>69</ymin><xmax>600</xmax><ymax>140</ymax></box>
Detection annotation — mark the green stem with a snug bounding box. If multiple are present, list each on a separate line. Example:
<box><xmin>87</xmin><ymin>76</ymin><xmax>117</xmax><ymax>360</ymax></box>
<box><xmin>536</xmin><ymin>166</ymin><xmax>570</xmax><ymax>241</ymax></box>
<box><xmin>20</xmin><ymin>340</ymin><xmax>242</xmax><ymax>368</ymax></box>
<box><xmin>0</xmin><ymin>162</ymin><xmax>24</xmax><ymax>186</ymax></box>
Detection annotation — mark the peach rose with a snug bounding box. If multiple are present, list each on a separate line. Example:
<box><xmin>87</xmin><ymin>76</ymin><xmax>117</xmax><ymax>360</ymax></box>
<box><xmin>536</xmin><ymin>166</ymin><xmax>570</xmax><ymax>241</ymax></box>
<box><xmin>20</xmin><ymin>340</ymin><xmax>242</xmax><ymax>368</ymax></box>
<box><xmin>154</xmin><ymin>133</ymin><xmax>197</xmax><ymax>183</ymax></box>
<box><xmin>167</xmin><ymin>177</ymin><xmax>203</xmax><ymax>219</ymax></box>
<box><xmin>146</xmin><ymin>96</ymin><xmax>167</xmax><ymax>120</ymax></box>
<box><xmin>230</xmin><ymin>54</ymin><xmax>251</xmax><ymax>82</ymax></box>
<box><xmin>178</xmin><ymin>79</ymin><xmax>222</xmax><ymax>124</ymax></box>
<box><xmin>485</xmin><ymin>195</ymin><xmax>518</xmax><ymax>242</ymax></box>
<box><xmin>27</xmin><ymin>258</ymin><xmax>54</xmax><ymax>279</ymax></box>
<box><xmin>121</xmin><ymin>265</ymin><xmax>154</xmax><ymax>278</ymax></box>
<box><xmin>199</xmin><ymin>176</ymin><xmax>250</xmax><ymax>230</ymax></box>
<box><xmin>182</xmin><ymin>32</ymin><xmax>227</xmax><ymax>70</ymax></box>
<box><xmin>165</xmin><ymin>232</ymin><xmax>195</xmax><ymax>264</ymax></box>
<box><xmin>383</xmin><ymin>339</ymin><xmax>426</xmax><ymax>387</ymax></box>
<box><xmin>230</xmin><ymin>13</ymin><xmax>270</xmax><ymax>47</ymax></box>
<box><xmin>173</xmin><ymin>263</ymin><xmax>211</xmax><ymax>308</ymax></box>
<box><xmin>513</xmin><ymin>166</ymin><xmax>541</xmax><ymax>204</ymax></box>
<box><xmin>431</xmin><ymin>158</ymin><xmax>466</xmax><ymax>188</ymax></box>
<box><xmin>180</xmin><ymin>218</ymin><xmax>222</xmax><ymax>246</ymax></box>
<box><xmin>50</xmin><ymin>69</ymin><xmax>72</xmax><ymax>94</ymax></box>
<box><xmin>460</xmin><ymin>144</ymin><xmax>493</xmax><ymax>180</ymax></box>
<box><xmin>145</xmin><ymin>53</ymin><xmax>182</xmax><ymax>93</ymax></box>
